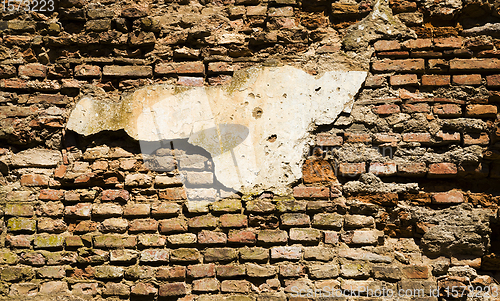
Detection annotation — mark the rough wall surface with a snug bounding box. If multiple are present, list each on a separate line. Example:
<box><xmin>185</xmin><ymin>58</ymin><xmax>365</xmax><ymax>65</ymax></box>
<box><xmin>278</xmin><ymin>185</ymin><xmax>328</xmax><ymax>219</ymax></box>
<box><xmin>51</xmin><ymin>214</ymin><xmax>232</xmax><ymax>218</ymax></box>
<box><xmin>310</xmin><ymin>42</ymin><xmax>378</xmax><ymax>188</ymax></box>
<box><xmin>0</xmin><ymin>0</ymin><xmax>500</xmax><ymax>300</ymax></box>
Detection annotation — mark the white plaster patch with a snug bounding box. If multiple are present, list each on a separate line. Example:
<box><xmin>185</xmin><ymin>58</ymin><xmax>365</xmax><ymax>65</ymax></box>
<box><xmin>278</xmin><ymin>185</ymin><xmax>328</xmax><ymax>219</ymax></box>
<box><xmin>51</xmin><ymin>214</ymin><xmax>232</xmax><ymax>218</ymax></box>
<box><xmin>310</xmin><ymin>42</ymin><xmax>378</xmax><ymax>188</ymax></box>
<box><xmin>67</xmin><ymin>66</ymin><xmax>367</xmax><ymax>195</ymax></box>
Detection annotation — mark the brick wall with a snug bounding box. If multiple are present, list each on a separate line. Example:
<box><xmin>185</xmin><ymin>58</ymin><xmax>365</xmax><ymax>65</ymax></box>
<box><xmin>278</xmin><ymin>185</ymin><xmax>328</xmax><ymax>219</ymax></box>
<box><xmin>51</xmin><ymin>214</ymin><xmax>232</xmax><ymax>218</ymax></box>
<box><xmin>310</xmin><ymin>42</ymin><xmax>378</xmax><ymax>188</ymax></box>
<box><xmin>1</xmin><ymin>0</ymin><xmax>500</xmax><ymax>300</ymax></box>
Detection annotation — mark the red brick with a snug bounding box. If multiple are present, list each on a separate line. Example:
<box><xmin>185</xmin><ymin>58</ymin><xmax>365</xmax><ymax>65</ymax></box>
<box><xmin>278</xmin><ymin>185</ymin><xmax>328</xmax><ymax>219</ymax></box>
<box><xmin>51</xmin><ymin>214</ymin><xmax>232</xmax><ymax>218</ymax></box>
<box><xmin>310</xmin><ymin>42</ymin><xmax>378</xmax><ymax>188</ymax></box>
<box><xmin>372</xmin><ymin>104</ymin><xmax>400</xmax><ymax>115</ymax></box>
<box><xmin>20</xmin><ymin>174</ymin><xmax>49</xmax><ymax>187</ymax></box>
<box><xmin>402</xmin><ymin>39</ymin><xmax>433</xmax><ymax>49</ymax></box>
<box><xmin>19</xmin><ymin>63</ymin><xmax>47</xmax><ymax>78</ymax></box>
<box><xmin>123</xmin><ymin>204</ymin><xmax>150</xmax><ymax>217</ymax></box>
<box><xmin>101</xmin><ymin>189</ymin><xmax>129</xmax><ymax>202</ymax></box>
<box><xmin>368</xmin><ymin>162</ymin><xmax>396</xmax><ymax>176</ymax></box>
<box><xmin>6</xmin><ymin>235</ymin><xmax>33</xmax><ymax>248</ymax></box>
<box><xmin>401</xmin><ymin>103</ymin><xmax>430</xmax><ymax>113</ymax></box>
<box><xmin>377</xmin><ymin>51</ymin><xmax>409</xmax><ymax>58</ymax></box>
<box><xmin>316</xmin><ymin>134</ymin><xmax>343</xmax><ymax>146</ymax></box>
<box><xmin>487</xmin><ymin>74</ymin><xmax>500</xmax><ymax>87</ymax></box>
<box><xmin>374</xmin><ymin>40</ymin><xmax>401</xmax><ymax>51</ymax></box>
<box><xmin>428</xmin><ymin>163</ymin><xmax>457</xmax><ymax>177</ymax></box>
<box><xmin>434</xmin><ymin>37</ymin><xmax>462</xmax><ymax>49</ymax></box>
<box><xmin>402</xmin><ymin>265</ymin><xmax>429</xmax><ymax>279</ymax></box>
<box><xmin>64</xmin><ymin>203</ymin><xmax>92</xmax><ymax>218</ymax></box>
<box><xmin>390</xmin><ymin>74</ymin><xmax>418</xmax><ymax>86</ymax></box>
<box><xmin>397</xmin><ymin>163</ymin><xmax>427</xmax><ymax>176</ymax></box>
<box><xmin>411</xmin><ymin>51</ymin><xmax>443</xmax><ymax>58</ymax></box>
<box><xmin>155</xmin><ymin>62</ymin><xmax>205</xmax><ymax>76</ymax></box>
<box><xmin>364</xmin><ymin>74</ymin><xmax>386</xmax><ymax>87</ymax></box>
<box><xmin>188</xmin><ymin>264</ymin><xmax>216</xmax><ymax>278</ymax></box>
<box><xmin>465</xmin><ymin>104</ymin><xmax>498</xmax><ymax>118</ymax></box>
<box><xmin>227</xmin><ymin>230</ymin><xmax>256</xmax><ymax>244</ymax></box>
<box><xmin>159</xmin><ymin>282</ymin><xmax>187</xmax><ymax>297</ymax></box>
<box><xmin>450</xmin><ymin>58</ymin><xmax>500</xmax><ymax>71</ymax></box>
<box><xmin>421</xmin><ymin>75</ymin><xmax>450</xmax><ymax>86</ymax></box>
<box><xmin>103</xmin><ymin>66</ymin><xmax>152</xmax><ymax>77</ymax></box>
<box><xmin>177</xmin><ymin>76</ymin><xmax>203</xmax><ymax>87</ymax></box>
<box><xmin>402</xmin><ymin>133</ymin><xmax>431</xmax><ymax>143</ymax></box>
<box><xmin>208</xmin><ymin>62</ymin><xmax>234</xmax><ymax>74</ymax></box>
<box><xmin>428</xmin><ymin>58</ymin><xmax>448</xmax><ymax>70</ymax></box>
<box><xmin>432</xmin><ymin>190</ymin><xmax>464</xmax><ymax>204</ymax></box>
<box><xmin>271</xmin><ymin>246</ymin><xmax>302</xmax><ymax>260</ymax></box>
<box><xmin>338</xmin><ymin>163</ymin><xmax>365</xmax><ymax>177</ymax></box>
<box><xmin>463</xmin><ymin>132</ymin><xmax>489</xmax><ymax>146</ymax></box>
<box><xmin>344</xmin><ymin>132</ymin><xmax>372</xmax><ymax>143</ymax></box>
<box><xmin>53</xmin><ymin>165</ymin><xmax>66</xmax><ymax>179</ymax></box>
<box><xmin>75</xmin><ymin>65</ymin><xmax>101</xmax><ymax>77</ymax></box>
<box><xmin>198</xmin><ymin>230</ymin><xmax>227</xmax><ymax>245</ymax></box>
<box><xmin>324</xmin><ymin>231</ymin><xmax>339</xmax><ymax>245</ymax></box>
<box><xmin>453</xmin><ymin>74</ymin><xmax>482</xmax><ymax>86</ymax></box>
<box><xmin>292</xmin><ymin>186</ymin><xmax>329</xmax><ymax>199</ymax></box>
<box><xmin>39</xmin><ymin>190</ymin><xmax>64</xmax><ymax>201</ymax></box>
<box><xmin>131</xmin><ymin>283</ymin><xmax>157</xmax><ymax>296</ymax></box>
<box><xmin>436</xmin><ymin>131</ymin><xmax>461</xmax><ymax>143</ymax></box>
<box><xmin>433</xmin><ymin>104</ymin><xmax>462</xmax><ymax>117</ymax></box>
<box><xmin>372</xmin><ymin>59</ymin><xmax>425</xmax><ymax>72</ymax></box>
<box><xmin>220</xmin><ymin>214</ymin><xmax>247</xmax><ymax>228</ymax></box>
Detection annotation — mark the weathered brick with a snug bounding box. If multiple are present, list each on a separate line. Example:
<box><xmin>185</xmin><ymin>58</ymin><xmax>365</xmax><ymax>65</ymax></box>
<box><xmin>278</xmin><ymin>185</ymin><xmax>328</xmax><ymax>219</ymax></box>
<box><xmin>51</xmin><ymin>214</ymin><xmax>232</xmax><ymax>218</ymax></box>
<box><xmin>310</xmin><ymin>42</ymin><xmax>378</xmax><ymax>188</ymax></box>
<box><xmin>39</xmin><ymin>281</ymin><xmax>68</xmax><ymax>294</ymax></box>
<box><xmin>101</xmin><ymin>189</ymin><xmax>129</xmax><ymax>202</ymax></box>
<box><xmin>188</xmin><ymin>264</ymin><xmax>216</xmax><ymax>278</ymax></box>
<box><xmin>104</xmin><ymin>283</ymin><xmax>130</xmax><ymax>297</ymax></box>
<box><xmin>339</xmin><ymin>163</ymin><xmax>366</xmax><ymax>177</ymax></box>
<box><xmin>158</xmin><ymin>187</ymin><xmax>187</xmax><ymax>200</ymax></box>
<box><xmin>293</xmin><ymin>186</ymin><xmax>329</xmax><ymax>199</ymax></box>
<box><xmin>450</xmin><ymin>58</ymin><xmax>500</xmax><ymax>71</ymax></box>
<box><xmin>211</xmin><ymin>199</ymin><xmax>242</xmax><ymax>212</ymax></box>
<box><xmin>453</xmin><ymin>74</ymin><xmax>482</xmax><ymax>86</ymax></box>
<box><xmin>303</xmin><ymin>246</ymin><xmax>334</xmax><ymax>261</ymax></box>
<box><xmin>390</xmin><ymin>74</ymin><xmax>418</xmax><ymax>86</ymax></box>
<box><xmin>402</xmin><ymin>265</ymin><xmax>429</xmax><ymax>279</ymax></box>
<box><xmin>421</xmin><ymin>74</ymin><xmax>450</xmax><ymax>86</ymax></box>
<box><xmin>128</xmin><ymin>219</ymin><xmax>159</xmax><ymax>232</ymax></box>
<box><xmin>92</xmin><ymin>203</ymin><xmax>123</xmax><ymax>217</ymax></box>
<box><xmin>34</xmin><ymin>235</ymin><xmax>65</xmax><ymax>249</ymax></box>
<box><xmin>204</xmin><ymin>248</ymin><xmax>238</xmax><ymax>262</ymax></box>
<box><xmin>170</xmin><ymin>248</ymin><xmax>201</xmax><ymax>263</ymax></box>
<box><xmin>99</xmin><ymin>218</ymin><xmax>128</xmax><ymax>233</ymax></box>
<box><xmin>372</xmin><ymin>266</ymin><xmax>401</xmax><ymax>280</ymax></box>
<box><xmin>7</xmin><ymin>218</ymin><xmax>36</xmax><ymax>233</ymax></box>
<box><xmin>372</xmin><ymin>59</ymin><xmax>425</xmax><ymax>72</ymax></box>
<box><xmin>402</xmin><ymin>38</ymin><xmax>433</xmax><ymax>49</ymax></box>
<box><xmin>103</xmin><ymin>65</ymin><xmax>152</xmax><ymax>77</ymax></box>
<box><xmin>19</xmin><ymin>63</ymin><xmax>47</xmax><ymax>78</ymax></box>
<box><xmin>198</xmin><ymin>230</ymin><xmax>227</xmax><ymax>245</ymax></box>
<box><xmin>374</xmin><ymin>40</ymin><xmax>401</xmax><ymax>51</ymax></box>
<box><xmin>434</xmin><ymin>37</ymin><xmax>462</xmax><ymax>49</ymax></box>
<box><xmin>428</xmin><ymin>163</ymin><xmax>457</xmax><ymax>177</ymax></box>
<box><xmin>331</xmin><ymin>3</ymin><xmax>359</xmax><ymax>15</ymax></box>
<box><xmin>138</xmin><ymin>234</ymin><xmax>166</xmax><ymax>247</ymax></box>
<box><xmin>397</xmin><ymin>162</ymin><xmax>427</xmax><ymax>176</ymax></box>
<box><xmin>221</xmin><ymin>280</ymin><xmax>251</xmax><ymax>293</ymax></box>
<box><xmin>93</xmin><ymin>235</ymin><xmax>136</xmax><ymax>248</ymax></box>
<box><xmin>37</xmin><ymin>218</ymin><xmax>67</xmax><ymax>233</ymax></box>
<box><xmin>279</xmin><ymin>264</ymin><xmax>305</xmax><ymax>277</ymax></box>
<box><xmin>39</xmin><ymin>190</ymin><xmax>64</xmax><ymax>201</ymax></box>
<box><xmin>324</xmin><ymin>231</ymin><xmax>339</xmax><ymax>245</ymax></box>
<box><xmin>220</xmin><ymin>214</ymin><xmax>247</xmax><ymax>228</ymax></box>
<box><xmin>312</xmin><ymin>213</ymin><xmax>343</xmax><ymax>229</ymax></box>
<box><xmin>463</xmin><ymin>132</ymin><xmax>490</xmax><ymax>146</ymax></box>
<box><xmin>271</xmin><ymin>246</ymin><xmax>302</xmax><ymax>260</ymax></box>
<box><xmin>9</xmin><ymin>283</ymin><xmax>38</xmax><ymax>297</ymax></box>
<box><xmin>20</xmin><ymin>174</ymin><xmax>49</xmax><ymax>187</ymax></box>
<box><xmin>64</xmin><ymin>203</ymin><xmax>91</xmax><ymax>218</ymax></box>
<box><xmin>159</xmin><ymin>218</ymin><xmax>188</xmax><ymax>234</ymax></box>
<box><xmin>369</xmin><ymin>162</ymin><xmax>397</xmax><ymax>176</ymax></box>
<box><xmin>37</xmin><ymin>266</ymin><xmax>66</xmax><ymax>279</ymax></box>
<box><xmin>6</xmin><ymin>235</ymin><xmax>33</xmax><ymax>248</ymax></box>
<box><xmin>189</xmin><ymin>215</ymin><xmax>218</xmax><ymax>229</ymax></box>
<box><xmin>239</xmin><ymin>247</ymin><xmax>268</xmax><ymax>262</ymax></box>
<box><xmin>123</xmin><ymin>203</ymin><xmax>150</xmax><ymax>217</ymax></box>
<box><xmin>280</xmin><ymin>213</ymin><xmax>310</xmax><ymax>227</ymax></box>
<box><xmin>155</xmin><ymin>62</ymin><xmax>205</xmax><ymax>75</ymax></box>
<box><xmin>228</xmin><ymin>230</ymin><xmax>256</xmax><ymax>244</ymax></box>
<box><xmin>433</xmin><ymin>104</ymin><xmax>462</xmax><ymax>117</ymax></box>
<box><xmin>289</xmin><ymin>228</ymin><xmax>321</xmax><ymax>243</ymax></box>
<box><xmin>140</xmin><ymin>249</ymin><xmax>169</xmax><ymax>263</ymax></box>
<box><xmin>364</xmin><ymin>74</ymin><xmax>386</xmax><ymax>87</ymax></box>
<box><xmin>217</xmin><ymin>264</ymin><xmax>246</xmax><ymax>278</ymax></box>
<box><xmin>5</xmin><ymin>204</ymin><xmax>33</xmax><ymax>217</ymax></box>
<box><xmin>192</xmin><ymin>278</ymin><xmax>220</xmax><ymax>292</ymax></box>
<box><xmin>316</xmin><ymin>133</ymin><xmax>343</xmax><ymax>146</ymax></box>
<box><xmin>310</xmin><ymin>264</ymin><xmax>340</xmax><ymax>279</ymax></box>
<box><xmin>75</xmin><ymin>65</ymin><xmax>101</xmax><ymax>77</ymax></box>
<box><xmin>402</xmin><ymin>133</ymin><xmax>431</xmax><ymax>143</ymax></box>
<box><xmin>159</xmin><ymin>282</ymin><xmax>187</xmax><ymax>297</ymax></box>
<box><xmin>156</xmin><ymin>266</ymin><xmax>186</xmax><ymax>280</ymax></box>
<box><xmin>465</xmin><ymin>104</ymin><xmax>497</xmax><ymax>118</ymax></box>
<box><xmin>257</xmin><ymin>230</ymin><xmax>288</xmax><ymax>244</ymax></box>
<box><xmin>342</xmin><ymin>230</ymin><xmax>383</xmax><ymax>245</ymax></box>
<box><xmin>432</xmin><ymin>190</ymin><xmax>464</xmax><ymax>204</ymax></box>
<box><xmin>131</xmin><ymin>283</ymin><xmax>157</xmax><ymax>297</ymax></box>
